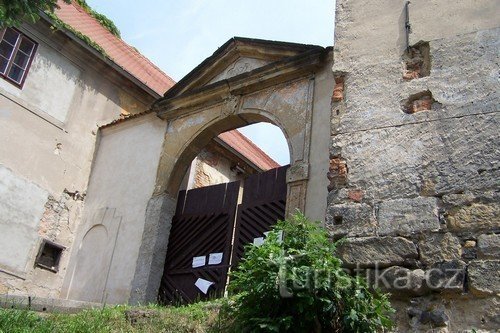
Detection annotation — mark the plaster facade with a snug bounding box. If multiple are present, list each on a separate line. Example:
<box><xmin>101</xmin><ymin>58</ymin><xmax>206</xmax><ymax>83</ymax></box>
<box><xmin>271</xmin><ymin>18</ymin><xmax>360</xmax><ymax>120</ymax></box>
<box><xmin>0</xmin><ymin>19</ymin><xmax>157</xmax><ymax>299</ymax></box>
<box><xmin>329</xmin><ymin>0</ymin><xmax>499</xmax><ymax>331</ymax></box>
<box><xmin>60</xmin><ymin>114</ymin><xmax>167</xmax><ymax>304</ymax></box>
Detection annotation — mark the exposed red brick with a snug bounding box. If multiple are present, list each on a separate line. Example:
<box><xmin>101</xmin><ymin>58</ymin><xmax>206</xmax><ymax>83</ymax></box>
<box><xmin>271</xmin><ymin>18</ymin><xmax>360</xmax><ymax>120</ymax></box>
<box><xmin>411</xmin><ymin>95</ymin><xmax>433</xmax><ymax>113</ymax></box>
<box><xmin>348</xmin><ymin>189</ymin><xmax>363</xmax><ymax>202</ymax></box>
<box><xmin>327</xmin><ymin>156</ymin><xmax>348</xmax><ymax>191</ymax></box>
<box><xmin>332</xmin><ymin>76</ymin><xmax>344</xmax><ymax>102</ymax></box>
<box><xmin>403</xmin><ymin>70</ymin><xmax>420</xmax><ymax>81</ymax></box>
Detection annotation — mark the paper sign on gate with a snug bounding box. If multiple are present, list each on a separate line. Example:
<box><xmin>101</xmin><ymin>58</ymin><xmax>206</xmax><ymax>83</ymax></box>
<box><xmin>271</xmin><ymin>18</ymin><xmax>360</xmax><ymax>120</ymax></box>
<box><xmin>195</xmin><ymin>278</ymin><xmax>214</xmax><ymax>294</ymax></box>
<box><xmin>253</xmin><ymin>237</ymin><xmax>264</xmax><ymax>246</ymax></box>
<box><xmin>208</xmin><ymin>252</ymin><xmax>223</xmax><ymax>265</ymax></box>
<box><xmin>192</xmin><ymin>256</ymin><xmax>206</xmax><ymax>268</ymax></box>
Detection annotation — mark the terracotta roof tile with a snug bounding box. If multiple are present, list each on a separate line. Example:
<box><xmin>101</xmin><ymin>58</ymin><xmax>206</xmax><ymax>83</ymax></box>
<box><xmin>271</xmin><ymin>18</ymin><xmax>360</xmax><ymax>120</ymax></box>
<box><xmin>218</xmin><ymin>130</ymin><xmax>281</xmax><ymax>170</ymax></box>
<box><xmin>54</xmin><ymin>0</ymin><xmax>175</xmax><ymax>96</ymax></box>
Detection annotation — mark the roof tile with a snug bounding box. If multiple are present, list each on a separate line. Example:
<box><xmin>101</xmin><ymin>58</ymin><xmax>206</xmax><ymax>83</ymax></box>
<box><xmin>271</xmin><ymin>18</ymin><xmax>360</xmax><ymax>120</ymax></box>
<box><xmin>218</xmin><ymin>130</ymin><xmax>281</xmax><ymax>170</ymax></box>
<box><xmin>55</xmin><ymin>0</ymin><xmax>175</xmax><ymax>96</ymax></box>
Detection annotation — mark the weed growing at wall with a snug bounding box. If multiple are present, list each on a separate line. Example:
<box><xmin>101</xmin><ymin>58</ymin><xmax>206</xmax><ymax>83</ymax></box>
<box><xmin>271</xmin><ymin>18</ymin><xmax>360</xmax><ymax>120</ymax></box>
<box><xmin>223</xmin><ymin>212</ymin><xmax>394</xmax><ymax>332</ymax></box>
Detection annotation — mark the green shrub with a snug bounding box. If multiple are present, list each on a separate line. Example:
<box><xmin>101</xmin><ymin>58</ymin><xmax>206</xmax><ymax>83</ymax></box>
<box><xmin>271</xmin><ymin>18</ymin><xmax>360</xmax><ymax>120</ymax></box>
<box><xmin>224</xmin><ymin>212</ymin><xmax>394</xmax><ymax>333</ymax></box>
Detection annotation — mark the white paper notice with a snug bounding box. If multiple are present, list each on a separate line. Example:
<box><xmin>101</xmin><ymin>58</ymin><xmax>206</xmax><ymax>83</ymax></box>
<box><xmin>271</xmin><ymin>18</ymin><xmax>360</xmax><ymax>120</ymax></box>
<box><xmin>208</xmin><ymin>252</ymin><xmax>223</xmax><ymax>265</ymax></box>
<box><xmin>192</xmin><ymin>256</ymin><xmax>206</xmax><ymax>268</ymax></box>
<box><xmin>195</xmin><ymin>278</ymin><xmax>214</xmax><ymax>294</ymax></box>
<box><xmin>253</xmin><ymin>237</ymin><xmax>264</xmax><ymax>246</ymax></box>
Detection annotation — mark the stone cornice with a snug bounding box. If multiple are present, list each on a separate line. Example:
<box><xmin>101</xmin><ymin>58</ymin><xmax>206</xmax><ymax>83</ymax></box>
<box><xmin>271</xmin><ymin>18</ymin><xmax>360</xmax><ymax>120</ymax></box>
<box><xmin>154</xmin><ymin>47</ymin><xmax>328</xmax><ymax>121</ymax></box>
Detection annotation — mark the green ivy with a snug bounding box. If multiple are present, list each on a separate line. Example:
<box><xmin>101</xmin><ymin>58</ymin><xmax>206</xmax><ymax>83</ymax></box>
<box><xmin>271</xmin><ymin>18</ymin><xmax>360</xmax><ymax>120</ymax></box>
<box><xmin>0</xmin><ymin>0</ymin><xmax>114</xmax><ymax>59</ymax></box>
<box><xmin>74</xmin><ymin>0</ymin><xmax>121</xmax><ymax>37</ymax></box>
<box><xmin>45</xmin><ymin>11</ymin><xmax>109</xmax><ymax>58</ymax></box>
<box><xmin>222</xmin><ymin>212</ymin><xmax>394</xmax><ymax>333</ymax></box>
<box><xmin>0</xmin><ymin>0</ymin><xmax>71</xmax><ymax>28</ymax></box>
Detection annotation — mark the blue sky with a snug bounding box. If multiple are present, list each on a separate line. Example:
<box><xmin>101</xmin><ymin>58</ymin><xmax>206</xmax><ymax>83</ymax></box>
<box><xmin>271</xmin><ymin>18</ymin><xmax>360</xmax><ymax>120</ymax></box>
<box><xmin>86</xmin><ymin>0</ymin><xmax>334</xmax><ymax>165</ymax></box>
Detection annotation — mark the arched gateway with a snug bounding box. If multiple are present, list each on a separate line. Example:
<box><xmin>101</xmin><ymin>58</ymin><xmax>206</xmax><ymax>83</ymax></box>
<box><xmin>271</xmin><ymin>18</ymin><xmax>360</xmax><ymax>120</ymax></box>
<box><xmin>62</xmin><ymin>38</ymin><xmax>334</xmax><ymax>305</ymax></box>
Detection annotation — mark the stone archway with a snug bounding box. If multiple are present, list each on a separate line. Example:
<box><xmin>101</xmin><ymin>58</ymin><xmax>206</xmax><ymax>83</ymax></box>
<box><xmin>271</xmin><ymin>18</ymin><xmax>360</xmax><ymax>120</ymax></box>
<box><xmin>129</xmin><ymin>37</ymin><xmax>333</xmax><ymax>304</ymax></box>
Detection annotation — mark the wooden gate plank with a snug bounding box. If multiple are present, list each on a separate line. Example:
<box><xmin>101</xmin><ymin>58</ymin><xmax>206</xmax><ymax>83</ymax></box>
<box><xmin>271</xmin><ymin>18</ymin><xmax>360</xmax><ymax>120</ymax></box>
<box><xmin>231</xmin><ymin>165</ymin><xmax>289</xmax><ymax>267</ymax></box>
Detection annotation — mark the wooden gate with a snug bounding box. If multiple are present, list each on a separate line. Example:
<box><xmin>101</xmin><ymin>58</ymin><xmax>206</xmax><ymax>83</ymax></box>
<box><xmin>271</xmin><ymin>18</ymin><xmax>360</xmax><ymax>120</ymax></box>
<box><xmin>158</xmin><ymin>181</ymin><xmax>240</xmax><ymax>304</ymax></box>
<box><xmin>158</xmin><ymin>165</ymin><xmax>288</xmax><ymax>304</ymax></box>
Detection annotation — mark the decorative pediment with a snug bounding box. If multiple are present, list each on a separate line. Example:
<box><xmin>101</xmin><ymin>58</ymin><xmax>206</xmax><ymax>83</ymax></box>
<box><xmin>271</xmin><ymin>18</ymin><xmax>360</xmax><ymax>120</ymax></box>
<box><xmin>208</xmin><ymin>57</ymin><xmax>272</xmax><ymax>84</ymax></box>
<box><xmin>162</xmin><ymin>37</ymin><xmax>325</xmax><ymax>99</ymax></box>
<box><xmin>153</xmin><ymin>37</ymin><xmax>328</xmax><ymax>120</ymax></box>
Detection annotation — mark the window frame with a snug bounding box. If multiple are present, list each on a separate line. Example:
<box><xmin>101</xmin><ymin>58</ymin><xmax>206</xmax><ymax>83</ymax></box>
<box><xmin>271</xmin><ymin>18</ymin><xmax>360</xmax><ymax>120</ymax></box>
<box><xmin>0</xmin><ymin>27</ymin><xmax>38</xmax><ymax>88</ymax></box>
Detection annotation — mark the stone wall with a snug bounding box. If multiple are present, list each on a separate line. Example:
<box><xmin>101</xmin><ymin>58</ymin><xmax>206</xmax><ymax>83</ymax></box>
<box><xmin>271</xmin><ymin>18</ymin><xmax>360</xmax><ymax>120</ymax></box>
<box><xmin>329</xmin><ymin>0</ymin><xmax>499</xmax><ymax>331</ymax></box>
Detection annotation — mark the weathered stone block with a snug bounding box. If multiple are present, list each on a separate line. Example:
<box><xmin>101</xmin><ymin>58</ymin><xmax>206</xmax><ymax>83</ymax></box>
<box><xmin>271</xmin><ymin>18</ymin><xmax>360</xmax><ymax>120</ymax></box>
<box><xmin>477</xmin><ymin>234</ymin><xmax>500</xmax><ymax>259</ymax></box>
<box><xmin>326</xmin><ymin>203</ymin><xmax>375</xmax><ymax>237</ymax></box>
<box><xmin>372</xmin><ymin>266</ymin><xmax>426</xmax><ymax>296</ymax></box>
<box><xmin>0</xmin><ymin>282</ymin><xmax>8</xmax><ymax>295</ymax></box>
<box><xmin>461</xmin><ymin>238</ymin><xmax>478</xmax><ymax>260</ymax></box>
<box><xmin>418</xmin><ymin>232</ymin><xmax>462</xmax><ymax>266</ymax></box>
<box><xmin>468</xmin><ymin>260</ymin><xmax>500</xmax><ymax>297</ymax></box>
<box><xmin>446</xmin><ymin>202</ymin><xmax>500</xmax><ymax>232</ymax></box>
<box><xmin>378</xmin><ymin>197</ymin><xmax>440</xmax><ymax>236</ymax></box>
<box><xmin>441</xmin><ymin>192</ymin><xmax>476</xmax><ymax>208</ymax></box>
<box><xmin>407</xmin><ymin>304</ymin><xmax>450</xmax><ymax>330</ymax></box>
<box><xmin>425</xmin><ymin>260</ymin><xmax>466</xmax><ymax>292</ymax></box>
<box><xmin>331</xmin><ymin>114</ymin><xmax>500</xmax><ymax>203</ymax></box>
<box><xmin>336</xmin><ymin>236</ymin><xmax>418</xmax><ymax>268</ymax></box>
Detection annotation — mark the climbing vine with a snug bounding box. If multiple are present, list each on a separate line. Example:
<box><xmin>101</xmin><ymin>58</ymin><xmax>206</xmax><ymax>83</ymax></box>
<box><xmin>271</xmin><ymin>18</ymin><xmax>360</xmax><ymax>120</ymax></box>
<box><xmin>74</xmin><ymin>0</ymin><xmax>121</xmax><ymax>37</ymax></box>
<box><xmin>0</xmin><ymin>0</ymin><xmax>70</xmax><ymax>28</ymax></box>
<box><xmin>45</xmin><ymin>11</ymin><xmax>108</xmax><ymax>58</ymax></box>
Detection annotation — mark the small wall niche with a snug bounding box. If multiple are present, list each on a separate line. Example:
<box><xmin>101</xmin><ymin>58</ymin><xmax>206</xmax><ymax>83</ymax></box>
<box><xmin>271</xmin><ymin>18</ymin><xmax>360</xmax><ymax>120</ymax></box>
<box><xmin>333</xmin><ymin>216</ymin><xmax>343</xmax><ymax>225</ymax></box>
<box><xmin>402</xmin><ymin>90</ymin><xmax>440</xmax><ymax>114</ymax></box>
<box><xmin>403</xmin><ymin>41</ymin><xmax>430</xmax><ymax>81</ymax></box>
<box><xmin>34</xmin><ymin>239</ymin><xmax>64</xmax><ymax>273</ymax></box>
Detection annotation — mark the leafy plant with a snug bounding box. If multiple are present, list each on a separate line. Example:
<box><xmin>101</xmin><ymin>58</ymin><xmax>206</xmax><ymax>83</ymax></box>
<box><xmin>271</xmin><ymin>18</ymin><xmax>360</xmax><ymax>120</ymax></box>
<box><xmin>1</xmin><ymin>0</ymin><xmax>119</xmax><ymax>40</ymax></box>
<box><xmin>224</xmin><ymin>212</ymin><xmax>394</xmax><ymax>332</ymax></box>
<box><xmin>0</xmin><ymin>0</ymin><xmax>70</xmax><ymax>28</ymax></box>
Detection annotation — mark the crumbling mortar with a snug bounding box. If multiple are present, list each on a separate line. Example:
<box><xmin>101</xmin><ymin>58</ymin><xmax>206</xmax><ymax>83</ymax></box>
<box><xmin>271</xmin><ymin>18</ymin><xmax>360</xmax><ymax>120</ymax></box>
<box><xmin>38</xmin><ymin>189</ymin><xmax>85</xmax><ymax>243</ymax></box>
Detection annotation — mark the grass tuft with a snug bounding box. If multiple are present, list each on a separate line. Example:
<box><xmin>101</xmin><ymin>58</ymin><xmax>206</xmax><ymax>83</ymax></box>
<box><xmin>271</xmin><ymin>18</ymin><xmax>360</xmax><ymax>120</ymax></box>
<box><xmin>0</xmin><ymin>300</ymin><xmax>222</xmax><ymax>333</ymax></box>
